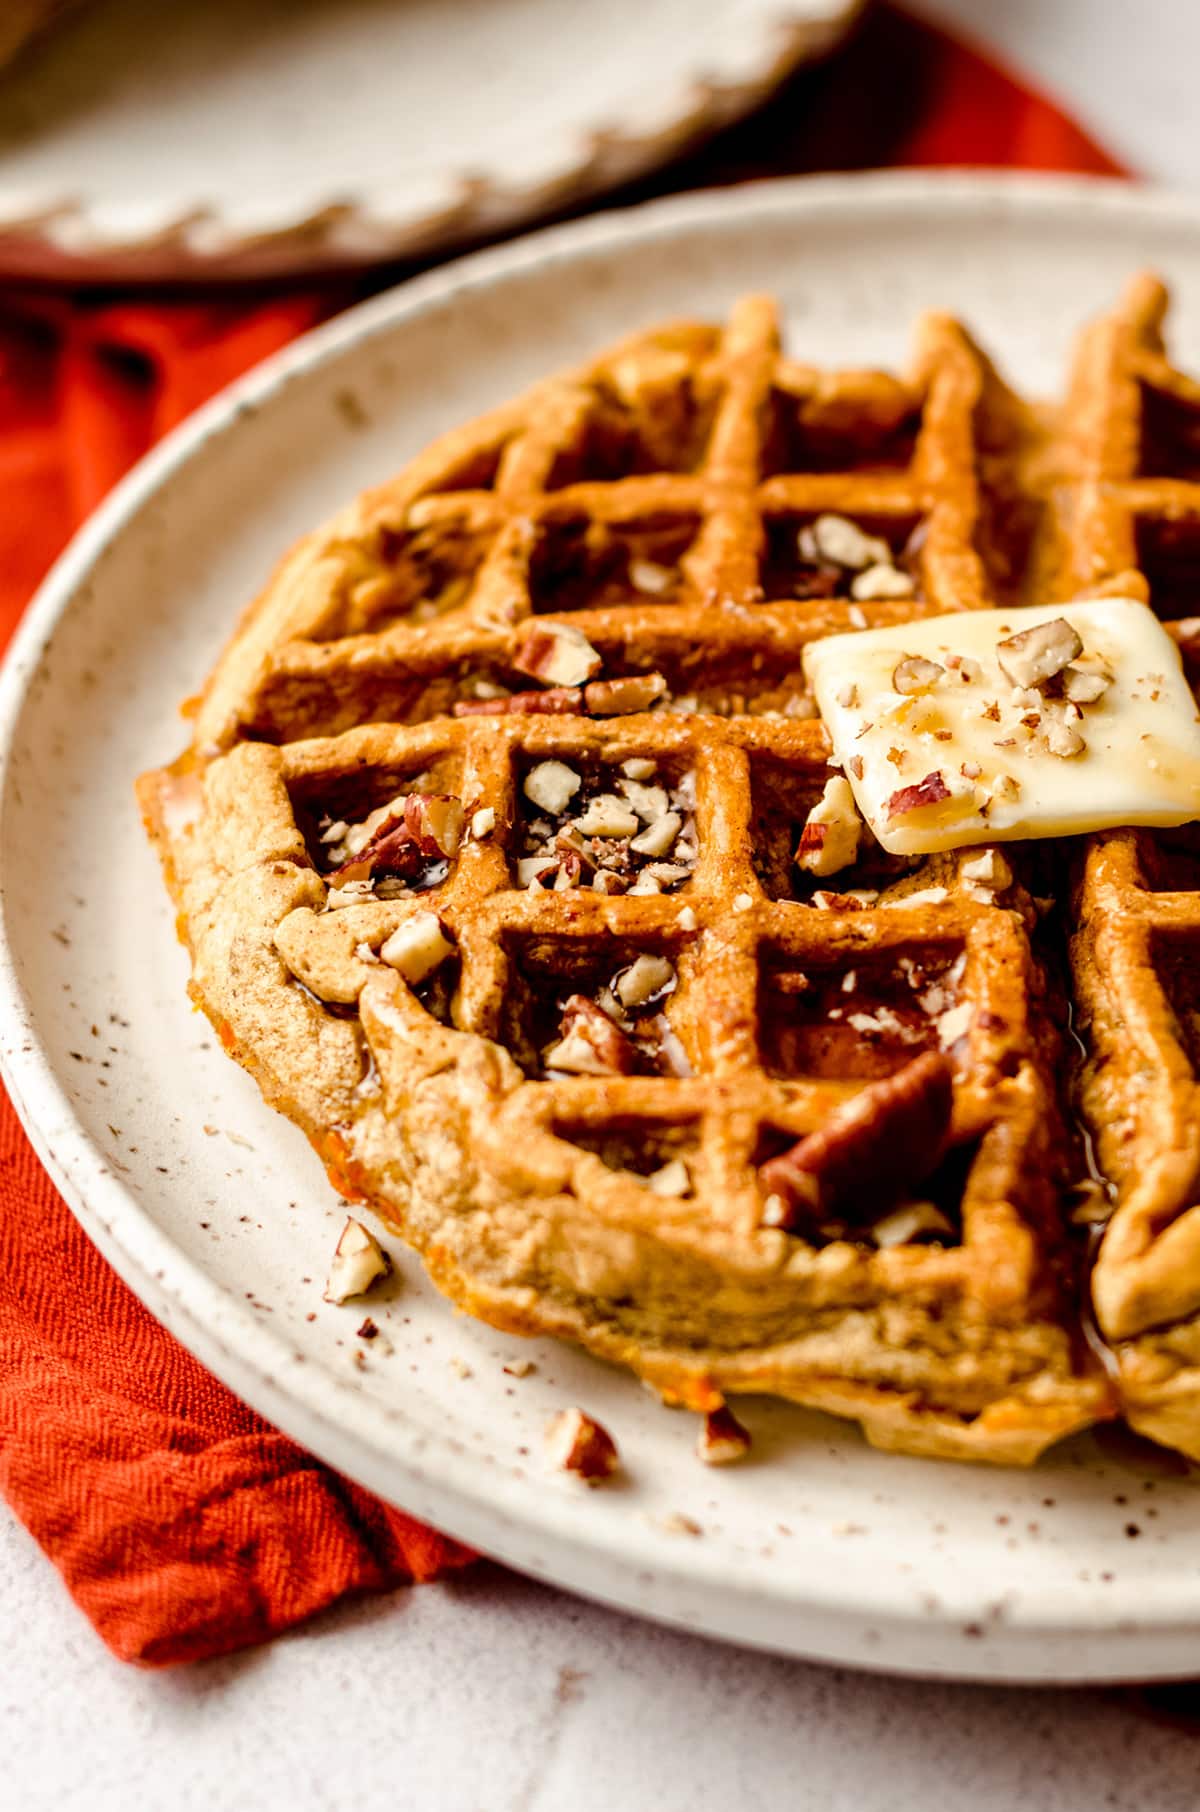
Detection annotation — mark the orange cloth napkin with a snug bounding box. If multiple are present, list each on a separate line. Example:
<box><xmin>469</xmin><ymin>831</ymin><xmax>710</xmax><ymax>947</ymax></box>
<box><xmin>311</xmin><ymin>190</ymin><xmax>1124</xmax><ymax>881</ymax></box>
<box><xmin>0</xmin><ymin>2</ymin><xmax>1123</xmax><ymax>1666</ymax></box>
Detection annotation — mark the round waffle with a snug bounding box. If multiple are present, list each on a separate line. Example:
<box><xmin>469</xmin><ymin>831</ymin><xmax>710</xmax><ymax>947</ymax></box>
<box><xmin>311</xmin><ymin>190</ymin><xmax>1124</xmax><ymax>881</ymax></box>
<box><xmin>141</xmin><ymin>282</ymin><xmax>1200</xmax><ymax>1465</ymax></box>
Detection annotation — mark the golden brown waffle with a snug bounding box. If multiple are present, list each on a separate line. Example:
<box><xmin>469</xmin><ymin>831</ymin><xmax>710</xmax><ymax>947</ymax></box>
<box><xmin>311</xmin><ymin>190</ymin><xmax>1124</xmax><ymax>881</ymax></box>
<box><xmin>140</xmin><ymin>290</ymin><xmax>1170</xmax><ymax>1467</ymax></box>
<box><xmin>1056</xmin><ymin>275</ymin><xmax>1200</xmax><ymax>1459</ymax></box>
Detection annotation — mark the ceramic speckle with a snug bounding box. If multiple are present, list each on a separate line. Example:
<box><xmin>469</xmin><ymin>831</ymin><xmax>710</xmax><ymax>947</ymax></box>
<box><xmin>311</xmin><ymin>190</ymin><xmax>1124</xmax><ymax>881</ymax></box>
<box><xmin>4</xmin><ymin>173</ymin><xmax>1200</xmax><ymax>1682</ymax></box>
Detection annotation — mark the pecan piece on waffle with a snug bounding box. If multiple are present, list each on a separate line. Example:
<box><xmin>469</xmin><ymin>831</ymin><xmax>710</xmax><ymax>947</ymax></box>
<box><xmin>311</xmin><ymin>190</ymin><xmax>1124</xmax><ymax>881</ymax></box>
<box><xmin>583</xmin><ymin>673</ymin><xmax>668</xmax><ymax>715</ymax></box>
<box><xmin>403</xmin><ymin>793</ymin><xmax>465</xmax><ymax>859</ymax></box>
<box><xmin>329</xmin><ymin>792</ymin><xmax>463</xmax><ymax>885</ymax></box>
<box><xmin>512</xmin><ymin>620</ymin><xmax>603</xmax><ymax>688</ymax></box>
<box><xmin>453</xmin><ymin>686</ymin><xmax>584</xmax><ymax>717</ymax></box>
<box><xmin>758</xmin><ymin>1050</ymin><xmax>954</xmax><ymax>1231</ymax></box>
<box><xmin>543</xmin><ymin>994</ymin><xmax>638</xmax><ymax>1076</ymax></box>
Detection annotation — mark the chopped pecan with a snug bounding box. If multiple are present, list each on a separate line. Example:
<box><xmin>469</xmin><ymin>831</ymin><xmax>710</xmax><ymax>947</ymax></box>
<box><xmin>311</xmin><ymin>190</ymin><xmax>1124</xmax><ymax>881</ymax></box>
<box><xmin>403</xmin><ymin>793</ymin><xmax>464</xmax><ymax>859</ymax></box>
<box><xmin>554</xmin><ymin>826</ymin><xmax>595</xmax><ymax>871</ymax></box>
<box><xmin>574</xmin><ymin>794</ymin><xmax>640</xmax><ymax>839</ymax></box>
<box><xmin>524</xmin><ymin>760</ymin><xmax>582</xmax><ymax>815</ymax></box>
<box><xmin>796</xmin><ymin>776</ymin><xmax>862</xmax><ymax>876</ymax></box>
<box><xmin>543</xmin><ymin>995</ymin><xmax>638</xmax><ymax>1076</ymax></box>
<box><xmin>628</xmin><ymin>558</ymin><xmax>674</xmax><ymax>596</ymax></box>
<box><xmin>696</xmin><ymin>1404</ymin><xmax>752</xmax><ymax>1465</ymax></box>
<box><xmin>327</xmin><ymin>792</ymin><xmax>462</xmax><ymax>884</ymax></box>
<box><xmin>544</xmin><ymin>1407</ymin><xmax>620</xmax><ymax>1483</ymax></box>
<box><xmin>1043</xmin><ymin>715</ymin><xmax>1086</xmax><ymax>758</ymax></box>
<box><xmin>453</xmin><ymin>686</ymin><xmax>584</xmax><ymax>716</ymax></box>
<box><xmin>892</xmin><ymin>655</ymin><xmax>944</xmax><ymax>696</ymax></box>
<box><xmin>379</xmin><ymin>910</ymin><xmax>455</xmax><ymax>984</ymax></box>
<box><xmin>583</xmin><ymin>673</ymin><xmax>668</xmax><ymax>715</ymax></box>
<box><xmin>806</xmin><ymin>514</ymin><xmax>891</xmax><ymax>571</ymax></box>
<box><xmin>630</xmin><ymin>811</ymin><xmax>682</xmax><ymax>858</ymax></box>
<box><xmin>612</xmin><ymin>953</ymin><xmax>675</xmax><ymax>1010</ymax></box>
<box><xmin>996</xmin><ymin>616</ymin><xmax>1082</xmax><ymax>690</ymax></box>
<box><xmin>884</xmin><ymin>770</ymin><xmax>951</xmax><ymax>822</ymax></box>
<box><xmin>329</xmin><ymin>814</ymin><xmax>422</xmax><ymax>885</ymax></box>
<box><xmin>758</xmin><ymin>1051</ymin><xmax>954</xmax><ymax>1230</ymax></box>
<box><xmin>323</xmin><ymin>1217</ymin><xmax>392</xmax><ymax>1304</ymax></box>
<box><xmin>852</xmin><ymin>562</ymin><xmax>915</xmax><ymax>601</ymax></box>
<box><xmin>513</xmin><ymin>620</ymin><xmax>603</xmax><ymax>688</ymax></box>
<box><xmin>1062</xmin><ymin>664</ymin><xmax>1112</xmax><ymax>705</ymax></box>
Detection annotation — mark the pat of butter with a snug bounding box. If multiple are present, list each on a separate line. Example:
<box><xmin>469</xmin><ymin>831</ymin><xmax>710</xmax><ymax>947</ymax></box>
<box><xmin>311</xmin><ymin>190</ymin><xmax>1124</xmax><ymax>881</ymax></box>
<box><xmin>803</xmin><ymin>598</ymin><xmax>1200</xmax><ymax>855</ymax></box>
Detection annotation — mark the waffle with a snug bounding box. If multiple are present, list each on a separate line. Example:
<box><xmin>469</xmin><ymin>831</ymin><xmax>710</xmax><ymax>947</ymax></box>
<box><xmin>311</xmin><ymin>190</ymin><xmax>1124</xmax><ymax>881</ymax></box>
<box><xmin>1055</xmin><ymin>275</ymin><xmax>1200</xmax><ymax>1459</ymax></box>
<box><xmin>140</xmin><ymin>280</ymin><xmax>1200</xmax><ymax>1467</ymax></box>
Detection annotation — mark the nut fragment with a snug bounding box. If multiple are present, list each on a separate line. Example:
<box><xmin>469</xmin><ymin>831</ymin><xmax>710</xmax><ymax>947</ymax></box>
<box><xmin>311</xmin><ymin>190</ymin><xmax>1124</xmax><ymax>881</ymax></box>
<box><xmin>454</xmin><ymin>686</ymin><xmax>583</xmax><ymax>717</ymax></box>
<box><xmin>323</xmin><ymin>1217</ymin><xmax>391</xmax><ymax>1304</ymax></box>
<box><xmin>470</xmin><ymin>806</ymin><xmax>496</xmax><ymax>839</ymax></box>
<box><xmin>995</xmin><ymin>616</ymin><xmax>1082</xmax><ymax>690</ymax></box>
<box><xmin>517</xmin><ymin>855</ymin><xmax>557</xmax><ymax>888</ymax></box>
<box><xmin>404</xmin><ymin>793</ymin><xmax>464</xmax><ymax>859</ymax></box>
<box><xmin>871</xmin><ymin>1201</ymin><xmax>954</xmax><ymax>1248</ymax></box>
<box><xmin>573</xmin><ymin>794</ymin><xmax>640</xmax><ymax>839</ymax></box>
<box><xmin>622</xmin><ymin>758</ymin><xmax>657</xmax><ymax>781</ymax></box>
<box><xmin>934</xmin><ymin>1000</ymin><xmax>973</xmax><ymax>1049</ymax></box>
<box><xmin>892</xmin><ymin>654</ymin><xmax>944</xmax><ymax>696</ymax></box>
<box><xmin>630</xmin><ymin>811</ymin><xmax>682</xmax><ymax>858</ymax></box>
<box><xmin>617</xmin><ymin>778</ymin><xmax>670</xmax><ymax>822</ymax></box>
<box><xmin>647</xmin><ymin>1157</ymin><xmax>691</xmax><ymax>1197</ymax></box>
<box><xmin>796</xmin><ymin>776</ymin><xmax>862</xmax><ymax>876</ymax></box>
<box><xmin>379</xmin><ymin>910</ymin><xmax>455</xmax><ymax>984</ymax></box>
<box><xmin>758</xmin><ymin>1051</ymin><xmax>954</xmax><ymax>1228</ymax></box>
<box><xmin>696</xmin><ymin>1405</ymin><xmax>751</xmax><ymax>1465</ymax></box>
<box><xmin>1062</xmin><ymin>664</ymin><xmax>1112</xmax><ymax>705</ymax></box>
<box><xmin>807</xmin><ymin>513</ymin><xmax>891</xmax><ymax>571</ymax></box>
<box><xmin>628</xmin><ymin>558</ymin><xmax>674</xmax><ymax>596</ymax></box>
<box><xmin>513</xmin><ymin>620</ymin><xmax>603</xmax><ymax>688</ymax></box>
<box><xmin>584</xmin><ymin>673</ymin><xmax>668</xmax><ymax>715</ymax></box>
<box><xmin>329</xmin><ymin>792</ymin><xmax>462</xmax><ymax>884</ymax></box>
<box><xmin>851</xmin><ymin>562</ymin><xmax>915</xmax><ymax>602</ymax></box>
<box><xmin>613</xmin><ymin>953</ymin><xmax>676</xmax><ymax>1010</ymax></box>
<box><xmin>524</xmin><ymin>760</ymin><xmax>581</xmax><ymax>815</ymax></box>
<box><xmin>884</xmin><ymin>770</ymin><xmax>950</xmax><ymax>822</ymax></box>
<box><xmin>326</xmin><ymin>879</ymin><xmax>375</xmax><ymax>910</ymax></box>
<box><xmin>885</xmin><ymin>885</ymin><xmax>949</xmax><ymax>907</ymax></box>
<box><xmin>960</xmin><ymin>848</ymin><xmax>1012</xmax><ymax>890</ymax></box>
<box><xmin>544</xmin><ymin>1407</ymin><xmax>620</xmax><ymax>1484</ymax></box>
<box><xmin>1043</xmin><ymin>716</ymin><xmax>1086</xmax><ymax>758</ymax></box>
<box><xmin>543</xmin><ymin>995</ymin><xmax>637</xmax><ymax>1075</ymax></box>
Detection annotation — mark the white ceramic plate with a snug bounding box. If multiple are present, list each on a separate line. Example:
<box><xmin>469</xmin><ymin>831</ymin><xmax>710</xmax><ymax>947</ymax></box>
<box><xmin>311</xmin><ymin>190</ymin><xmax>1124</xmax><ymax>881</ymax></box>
<box><xmin>4</xmin><ymin>172</ymin><xmax>1200</xmax><ymax>1684</ymax></box>
<box><xmin>0</xmin><ymin>0</ymin><xmax>859</xmax><ymax>280</ymax></box>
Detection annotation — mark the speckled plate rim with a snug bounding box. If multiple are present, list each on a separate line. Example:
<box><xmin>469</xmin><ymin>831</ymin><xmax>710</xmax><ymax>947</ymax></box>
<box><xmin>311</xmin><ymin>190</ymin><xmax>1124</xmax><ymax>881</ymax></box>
<box><xmin>5</xmin><ymin>171</ymin><xmax>1200</xmax><ymax>1683</ymax></box>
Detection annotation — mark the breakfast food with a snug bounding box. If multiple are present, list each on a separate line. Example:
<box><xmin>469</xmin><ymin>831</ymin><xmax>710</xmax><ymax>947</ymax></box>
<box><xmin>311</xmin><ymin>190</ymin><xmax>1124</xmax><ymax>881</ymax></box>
<box><xmin>139</xmin><ymin>274</ymin><xmax>1200</xmax><ymax>1465</ymax></box>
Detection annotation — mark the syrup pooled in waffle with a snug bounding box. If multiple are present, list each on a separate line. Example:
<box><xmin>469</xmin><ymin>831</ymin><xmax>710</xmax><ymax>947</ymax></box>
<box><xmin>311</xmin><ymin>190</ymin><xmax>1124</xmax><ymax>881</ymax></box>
<box><xmin>140</xmin><ymin>292</ymin><xmax>1157</xmax><ymax>1466</ymax></box>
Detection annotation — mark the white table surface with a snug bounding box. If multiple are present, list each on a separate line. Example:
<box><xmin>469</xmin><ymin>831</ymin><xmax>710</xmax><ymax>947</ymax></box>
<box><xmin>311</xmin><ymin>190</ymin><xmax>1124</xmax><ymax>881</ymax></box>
<box><xmin>7</xmin><ymin>4</ymin><xmax>1200</xmax><ymax>1807</ymax></box>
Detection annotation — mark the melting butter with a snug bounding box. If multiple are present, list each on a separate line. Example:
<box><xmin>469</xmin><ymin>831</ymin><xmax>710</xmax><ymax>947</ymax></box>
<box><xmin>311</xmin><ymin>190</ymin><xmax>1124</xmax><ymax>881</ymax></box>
<box><xmin>803</xmin><ymin>598</ymin><xmax>1200</xmax><ymax>856</ymax></box>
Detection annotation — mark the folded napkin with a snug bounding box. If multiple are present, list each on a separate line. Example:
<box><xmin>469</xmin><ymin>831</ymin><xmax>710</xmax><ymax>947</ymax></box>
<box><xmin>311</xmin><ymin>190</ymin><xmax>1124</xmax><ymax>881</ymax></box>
<box><xmin>0</xmin><ymin>2</ymin><xmax>1122</xmax><ymax>1666</ymax></box>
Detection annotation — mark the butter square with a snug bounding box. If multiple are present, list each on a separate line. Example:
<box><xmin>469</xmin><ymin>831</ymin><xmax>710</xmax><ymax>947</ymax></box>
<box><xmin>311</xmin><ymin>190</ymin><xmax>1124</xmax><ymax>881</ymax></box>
<box><xmin>802</xmin><ymin>598</ymin><xmax>1200</xmax><ymax>856</ymax></box>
